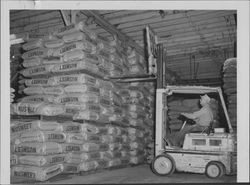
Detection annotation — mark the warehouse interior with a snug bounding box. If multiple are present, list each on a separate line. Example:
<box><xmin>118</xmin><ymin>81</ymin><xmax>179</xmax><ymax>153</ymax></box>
<box><xmin>9</xmin><ymin>10</ymin><xmax>237</xmax><ymax>183</ymax></box>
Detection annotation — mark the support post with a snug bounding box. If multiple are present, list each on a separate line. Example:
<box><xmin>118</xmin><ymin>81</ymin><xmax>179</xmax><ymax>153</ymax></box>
<box><xmin>218</xmin><ymin>88</ymin><xmax>233</xmax><ymax>133</ymax></box>
<box><xmin>157</xmin><ymin>44</ymin><xmax>164</xmax><ymax>88</ymax></box>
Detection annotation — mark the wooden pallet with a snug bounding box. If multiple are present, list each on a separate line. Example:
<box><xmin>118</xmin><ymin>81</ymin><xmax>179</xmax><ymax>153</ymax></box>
<box><xmin>78</xmin><ymin>162</ymin><xmax>145</xmax><ymax>176</ymax></box>
<box><xmin>10</xmin><ymin>114</ymin><xmax>144</xmax><ymax>130</ymax></box>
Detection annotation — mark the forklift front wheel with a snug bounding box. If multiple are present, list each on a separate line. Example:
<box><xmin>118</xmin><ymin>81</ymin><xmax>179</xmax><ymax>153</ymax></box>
<box><xmin>151</xmin><ymin>154</ymin><xmax>176</xmax><ymax>176</ymax></box>
<box><xmin>205</xmin><ymin>161</ymin><xmax>225</xmax><ymax>179</ymax></box>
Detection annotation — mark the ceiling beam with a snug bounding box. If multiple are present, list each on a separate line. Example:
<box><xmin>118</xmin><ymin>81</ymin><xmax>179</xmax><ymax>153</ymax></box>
<box><xmin>60</xmin><ymin>10</ymin><xmax>71</xmax><ymax>26</ymax></box>
<box><xmin>81</xmin><ymin>10</ymin><xmax>144</xmax><ymax>56</ymax></box>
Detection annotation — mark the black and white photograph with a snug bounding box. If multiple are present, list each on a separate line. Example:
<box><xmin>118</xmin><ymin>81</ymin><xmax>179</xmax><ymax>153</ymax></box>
<box><xmin>1</xmin><ymin>0</ymin><xmax>249</xmax><ymax>184</ymax></box>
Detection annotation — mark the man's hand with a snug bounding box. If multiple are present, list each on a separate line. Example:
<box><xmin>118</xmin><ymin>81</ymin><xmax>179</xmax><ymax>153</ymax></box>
<box><xmin>180</xmin><ymin>112</ymin><xmax>192</xmax><ymax>119</ymax></box>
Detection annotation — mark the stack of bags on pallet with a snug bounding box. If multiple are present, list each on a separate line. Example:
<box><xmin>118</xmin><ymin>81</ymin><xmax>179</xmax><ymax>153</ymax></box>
<box><xmin>127</xmin><ymin>47</ymin><xmax>147</xmax><ymax>75</ymax></box>
<box><xmin>13</xmin><ymin>21</ymin><xmax>103</xmax><ymax>117</ymax></box>
<box><xmin>222</xmin><ymin>58</ymin><xmax>237</xmax><ymax>128</ymax></box>
<box><xmin>10</xmin><ymin>119</ymin><xmax>131</xmax><ymax>179</ymax></box>
<box><xmin>143</xmin><ymin>83</ymin><xmax>155</xmax><ymax>164</ymax></box>
<box><xmin>60</xmin><ymin>122</ymin><xmax>108</xmax><ymax>173</ymax></box>
<box><xmin>10</xmin><ymin>120</ymin><xmax>66</xmax><ymax>182</ymax></box>
<box><xmin>11</xmin><ymin>88</ymin><xmax>15</xmax><ymax>103</ymax></box>
<box><xmin>12</xmin><ymin>22</ymin><xmax>116</xmax><ymax>121</ymax></box>
<box><xmin>101</xmin><ymin>36</ymin><xmax>129</xmax><ymax>77</ymax></box>
<box><xmin>99</xmin><ymin>125</ymin><xmax>130</xmax><ymax>169</ymax></box>
<box><xmin>146</xmin><ymin>140</ymin><xmax>155</xmax><ymax>164</ymax></box>
<box><xmin>63</xmin><ymin>122</ymin><xmax>133</xmax><ymax>173</ymax></box>
<box><xmin>118</xmin><ymin>82</ymin><xmax>155</xmax><ymax>165</ymax></box>
<box><xmin>10</xmin><ymin>21</ymin><xmax>156</xmax><ymax>179</ymax></box>
<box><xmin>127</xmin><ymin>127</ymin><xmax>147</xmax><ymax>165</ymax></box>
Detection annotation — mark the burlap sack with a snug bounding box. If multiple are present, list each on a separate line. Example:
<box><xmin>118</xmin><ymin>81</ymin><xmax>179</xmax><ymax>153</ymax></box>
<box><xmin>54</xmin><ymin>73</ymin><xmax>97</xmax><ymax>86</ymax></box>
<box><xmin>11</xmin><ymin>120</ymin><xmax>63</xmax><ymax>134</ymax></box>
<box><xmin>44</xmin><ymin>38</ymin><xmax>65</xmax><ymax>48</ymax></box>
<box><xmin>22</xmin><ymin>39</ymin><xmax>44</xmax><ymax>51</ymax></box>
<box><xmin>13</xmin><ymin>142</ymin><xmax>63</xmax><ymax>155</ymax></box>
<box><xmin>18</xmin><ymin>154</ymin><xmax>66</xmax><ymax>166</ymax></box>
<box><xmin>22</xmin><ymin>48</ymin><xmax>53</xmax><ymax>60</ymax></box>
<box><xmin>20</xmin><ymin>64</ymin><xmax>54</xmax><ymax>77</ymax></box>
<box><xmin>66</xmin><ymin>152</ymin><xmax>101</xmax><ymax>164</ymax></box>
<box><xmin>11</xmin><ymin>164</ymin><xmax>63</xmax><ymax>181</ymax></box>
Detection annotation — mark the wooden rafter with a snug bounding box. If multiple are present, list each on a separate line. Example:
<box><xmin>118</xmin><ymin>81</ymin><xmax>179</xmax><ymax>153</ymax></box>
<box><xmin>181</xmin><ymin>12</ymin><xmax>225</xmax><ymax>67</ymax></box>
<box><xmin>60</xmin><ymin>10</ymin><xmax>80</xmax><ymax>26</ymax></box>
<box><xmin>60</xmin><ymin>10</ymin><xmax>71</xmax><ymax>26</ymax></box>
<box><xmin>81</xmin><ymin>10</ymin><xmax>144</xmax><ymax>56</ymax></box>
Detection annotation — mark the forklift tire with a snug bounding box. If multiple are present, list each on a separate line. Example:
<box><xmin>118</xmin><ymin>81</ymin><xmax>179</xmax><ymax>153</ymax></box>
<box><xmin>151</xmin><ymin>154</ymin><xmax>176</xmax><ymax>176</ymax></box>
<box><xmin>217</xmin><ymin>162</ymin><xmax>226</xmax><ymax>178</ymax></box>
<box><xmin>205</xmin><ymin>161</ymin><xmax>225</xmax><ymax>179</ymax></box>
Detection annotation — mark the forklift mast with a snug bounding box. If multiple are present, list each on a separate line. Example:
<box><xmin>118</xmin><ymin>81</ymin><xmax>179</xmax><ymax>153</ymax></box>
<box><xmin>146</xmin><ymin>26</ymin><xmax>168</xmax><ymax>155</ymax></box>
<box><xmin>146</xmin><ymin>26</ymin><xmax>165</xmax><ymax>89</ymax></box>
<box><xmin>145</xmin><ymin>27</ymin><xmax>234</xmax><ymax>156</ymax></box>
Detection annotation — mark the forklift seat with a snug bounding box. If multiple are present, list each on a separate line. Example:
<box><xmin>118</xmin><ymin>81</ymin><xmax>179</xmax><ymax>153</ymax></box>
<box><xmin>195</xmin><ymin>120</ymin><xmax>216</xmax><ymax>135</ymax></box>
<box><xmin>180</xmin><ymin>119</ymin><xmax>216</xmax><ymax>135</ymax></box>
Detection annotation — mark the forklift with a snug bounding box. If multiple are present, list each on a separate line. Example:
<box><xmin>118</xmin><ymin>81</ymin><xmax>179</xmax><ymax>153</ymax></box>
<box><xmin>144</xmin><ymin>26</ymin><xmax>237</xmax><ymax>179</ymax></box>
<box><xmin>152</xmin><ymin>85</ymin><xmax>237</xmax><ymax>178</ymax></box>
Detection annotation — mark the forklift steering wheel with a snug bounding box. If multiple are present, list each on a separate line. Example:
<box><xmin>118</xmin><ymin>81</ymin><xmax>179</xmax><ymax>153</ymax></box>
<box><xmin>178</xmin><ymin>114</ymin><xmax>196</xmax><ymax>125</ymax></box>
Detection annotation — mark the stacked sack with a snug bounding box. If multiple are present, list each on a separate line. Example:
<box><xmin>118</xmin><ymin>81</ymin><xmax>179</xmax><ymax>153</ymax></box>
<box><xmin>63</xmin><ymin>122</ymin><xmax>136</xmax><ymax>172</ymax></box>
<box><xmin>10</xmin><ymin>120</ymin><xmax>66</xmax><ymax>182</ymax></box>
<box><xmin>99</xmin><ymin>36</ymin><xmax>129</xmax><ymax>77</ymax></box>
<box><xmin>127</xmin><ymin>47</ymin><xmax>147</xmax><ymax>75</ymax></box>
<box><xmin>13</xmin><ymin>22</ymin><xmax>122</xmax><ymax>121</ymax></box>
<box><xmin>98</xmin><ymin>125</ymin><xmax>130</xmax><ymax>169</ymax></box>
<box><xmin>126</xmin><ymin>127</ymin><xmax>147</xmax><ymax>165</ymax></box>
<box><xmin>60</xmin><ymin>122</ymin><xmax>108</xmax><ymax>173</ymax></box>
<box><xmin>10</xmin><ymin>21</ymin><xmax>156</xmax><ymax>178</ymax></box>
<box><xmin>222</xmin><ymin>58</ymin><xmax>237</xmax><ymax>128</ymax></box>
<box><xmin>10</xmin><ymin>119</ymin><xmax>132</xmax><ymax>179</ymax></box>
<box><xmin>11</xmin><ymin>88</ymin><xmax>15</xmax><ymax>103</ymax></box>
<box><xmin>143</xmin><ymin>82</ymin><xmax>155</xmax><ymax>164</ymax></box>
<box><xmin>13</xmin><ymin>21</ymin><xmax>104</xmax><ymax>117</ymax></box>
<box><xmin>118</xmin><ymin>82</ymin><xmax>155</xmax><ymax>165</ymax></box>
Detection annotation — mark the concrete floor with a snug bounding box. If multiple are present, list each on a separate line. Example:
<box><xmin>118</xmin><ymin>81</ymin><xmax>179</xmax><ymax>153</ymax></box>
<box><xmin>42</xmin><ymin>164</ymin><xmax>236</xmax><ymax>184</ymax></box>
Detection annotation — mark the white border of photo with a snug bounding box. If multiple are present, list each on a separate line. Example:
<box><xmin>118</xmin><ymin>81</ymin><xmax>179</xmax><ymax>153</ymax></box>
<box><xmin>1</xmin><ymin>0</ymin><xmax>249</xmax><ymax>184</ymax></box>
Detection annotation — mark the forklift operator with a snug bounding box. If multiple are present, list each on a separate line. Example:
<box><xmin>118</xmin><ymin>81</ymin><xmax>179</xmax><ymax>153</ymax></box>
<box><xmin>171</xmin><ymin>94</ymin><xmax>214</xmax><ymax>147</ymax></box>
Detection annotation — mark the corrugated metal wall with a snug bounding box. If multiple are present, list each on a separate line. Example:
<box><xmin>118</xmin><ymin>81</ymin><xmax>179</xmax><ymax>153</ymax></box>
<box><xmin>10</xmin><ymin>10</ymin><xmax>237</xmax><ymax>81</ymax></box>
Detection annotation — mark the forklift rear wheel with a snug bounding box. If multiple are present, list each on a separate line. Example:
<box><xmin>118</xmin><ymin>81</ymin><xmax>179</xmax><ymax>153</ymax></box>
<box><xmin>205</xmin><ymin>161</ymin><xmax>225</xmax><ymax>178</ymax></box>
<box><xmin>151</xmin><ymin>154</ymin><xmax>176</xmax><ymax>176</ymax></box>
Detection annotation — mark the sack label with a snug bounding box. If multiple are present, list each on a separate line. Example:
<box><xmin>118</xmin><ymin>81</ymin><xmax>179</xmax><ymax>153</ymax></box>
<box><xmin>65</xmin><ymin>125</ymin><xmax>80</xmax><ymax>132</ymax></box>
<box><xmin>27</xmin><ymin>50</ymin><xmax>44</xmax><ymax>58</ymax></box>
<box><xmin>11</xmin><ymin>123</ymin><xmax>32</xmax><ymax>133</ymax></box>
<box><xmin>31</xmin><ymin>79</ymin><xmax>49</xmax><ymax>85</ymax></box>
<box><xmin>18</xmin><ymin>106</ymin><xmax>36</xmax><ymax>114</ymax></box>
<box><xmin>60</xmin><ymin>43</ymin><xmax>77</xmax><ymax>54</ymax></box>
<box><xmin>65</xmin><ymin>145</ymin><xmax>80</xmax><ymax>151</ymax></box>
<box><xmin>61</xmin><ymin>97</ymin><xmax>79</xmax><ymax>103</ymax></box>
<box><xmin>48</xmin><ymin>133</ymin><xmax>64</xmax><ymax>140</ymax></box>
<box><xmin>14</xmin><ymin>171</ymin><xmax>36</xmax><ymax>179</ymax></box>
<box><xmin>59</xmin><ymin>76</ymin><xmax>78</xmax><ymax>82</ymax></box>
<box><xmin>29</xmin><ymin>66</ymin><xmax>46</xmax><ymax>75</ymax></box>
<box><xmin>50</xmin><ymin>156</ymin><xmax>65</xmax><ymax>164</ymax></box>
<box><xmin>59</xmin><ymin>63</ymin><xmax>78</xmax><ymax>70</ymax></box>
<box><xmin>15</xmin><ymin>146</ymin><xmax>36</xmax><ymax>153</ymax></box>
